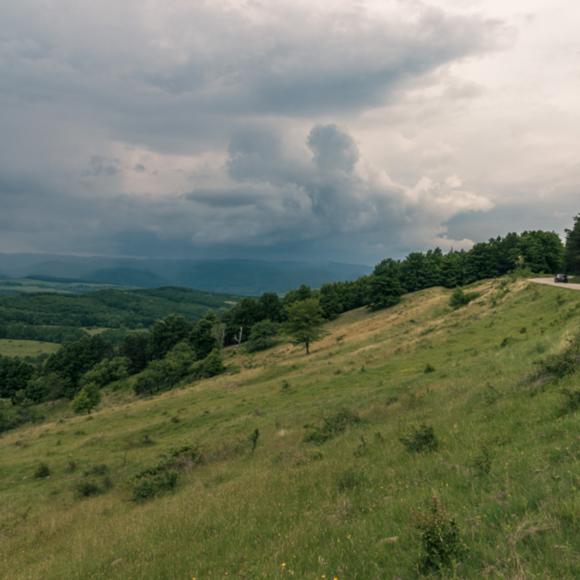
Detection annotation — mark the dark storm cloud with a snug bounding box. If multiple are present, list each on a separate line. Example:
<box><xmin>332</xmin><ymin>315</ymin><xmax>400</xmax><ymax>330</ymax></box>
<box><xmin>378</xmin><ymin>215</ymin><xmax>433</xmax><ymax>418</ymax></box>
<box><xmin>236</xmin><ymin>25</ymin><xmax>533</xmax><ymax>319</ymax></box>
<box><xmin>0</xmin><ymin>0</ymin><xmax>506</xmax><ymax>260</ymax></box>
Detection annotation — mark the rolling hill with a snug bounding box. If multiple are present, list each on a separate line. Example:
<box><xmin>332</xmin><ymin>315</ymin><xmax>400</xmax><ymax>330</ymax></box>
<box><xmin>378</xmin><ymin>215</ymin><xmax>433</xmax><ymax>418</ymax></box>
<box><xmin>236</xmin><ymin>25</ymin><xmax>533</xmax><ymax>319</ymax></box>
<box><xmin>0</xmin><ymin>254</ymin><xmax>371</xmax><ymax>295</ymax></box>
<box><xmin>0</xmin><ymin>278</ymin><xmax>579</xmax><ymax>578</ymax></box>
<box><xmin>0</xmin><ymin>286</ymin><xmax>239</xmax><ymax>348</ymax></box>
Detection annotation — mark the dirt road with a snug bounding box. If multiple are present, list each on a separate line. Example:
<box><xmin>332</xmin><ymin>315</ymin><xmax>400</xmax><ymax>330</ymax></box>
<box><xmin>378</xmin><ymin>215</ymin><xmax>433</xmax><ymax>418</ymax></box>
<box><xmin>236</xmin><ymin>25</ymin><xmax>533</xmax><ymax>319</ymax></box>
<box><xmin>530</xmin><ymin>277</ymin><xmax>580</xmax><ymax>291</ymax></box>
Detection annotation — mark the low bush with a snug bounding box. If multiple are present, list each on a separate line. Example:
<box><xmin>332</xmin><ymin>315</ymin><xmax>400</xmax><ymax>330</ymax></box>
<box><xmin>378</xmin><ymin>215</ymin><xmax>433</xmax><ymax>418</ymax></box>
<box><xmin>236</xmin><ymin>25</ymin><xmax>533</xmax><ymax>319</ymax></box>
<box><xmin>75</xmin><ymin>480</ymin><xmax>102</xmax><ymax>498</ymax></box>
<box><xmin>134</xmin><ymin>343</ymin><xmax>193</xmax><ymax>396</ymax></box>
<box><xmin>134</xmin><ymin>346</ymin><xmax>225</xmax><ymax>397</ymax></box>
<box><xmin>558</xmin><ymin>388</ymin><xmax>580</xmax><ymax>416</ymax></box>
<box><xmin>191</xmin><ymin>348</ymin><xmax>225</xmax><ymax>379</ymax></box>
<box><xmin>0</xmin><ymin>399</ymin><xmax>43</xmax><ymax>434</ymax></box>
<box><xmin>245</xmin><ymin>320</ymin><xmax>279</xmax><ymax>353</ymax></box>
<box><xmin>400</xmin><ymin>424</ymin><xmax>439</xmax><ymax>453</ymax></box>
<box><xmin>415</xmin><ymin>497</ymin><xmax>466</xmax><ymax>574</ymax></box>
<box><xmin>72</xmin><ymin>383</ymin><xmax>101</xmax><ymax>415</ymax></box>
<box><xmin>80</xmin><ymin>356</ymin><xmax>129</xmax><ymax>389</ymax></box>
<box><xmin>304</xmin><ymin>409</ymin><xmax>361</xmax><ymax>444</ymax></box>
<box><xmin>34</xmin><ymin>462</ymin><xmax>51</xmax><ymax>479</ymax></box>
<box><xmin>450</xmin><ymin>288</ymin><xmax>480</xmax><ymax>309</ymax></box>
<box><xmin>132</xmin><ymin>469</ymin><xmax>178</xmax><ymax>502</ymax></box>
<box><xmin>75</xmin><ymin>476</ymin><xmax>112</xmax><ymax>498</ymax></box>
<box><xmin>529</xmin><ymin>334</ymin><xmax>580</xmax><ymax>384</ymax></box>
<box><xmin>131</xmin><ymin>446</ymin><xmax>202</xmax><ymax>502</ymax></box>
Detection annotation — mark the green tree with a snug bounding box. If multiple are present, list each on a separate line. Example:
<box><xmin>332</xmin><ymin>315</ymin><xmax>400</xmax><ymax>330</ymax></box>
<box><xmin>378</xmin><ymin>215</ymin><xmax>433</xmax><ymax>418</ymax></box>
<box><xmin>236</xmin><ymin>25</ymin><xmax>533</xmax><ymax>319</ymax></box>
<box><xmin>120</xmin><ymin>332</ymin><xmax>152</xmax><ymax>374</ymax></box>
<box><xmin>245</xmin><ymin>320</ymin><xmax>278</xmax><ymax>352</ymax></box>
<box><xmin>134</xmin><ymin>341</ymin><xmax>196</xmax><ymax>396</ymax></box>
<box><xmin>0</xmin><ymin>356</ymin><xmax>34</xmax><ymax>402</ymax></box>
<box><xmin>282</xmin><ymin>284</ymin><xmax>313</xmax><ymax>308</ymax></box>
<box><xmin>45</xmin><ymin>335</ymin><xmax>112</xmax><ymax>398</ymax></box>
<box><xmin>24</xmin><ymin>372</ymin><xmax>69</xmax><ymax>403</ymax></box>
<box><xmin>285</xmin><ymin>298</ymin><xmax>325</xmax><ymax>355</ymax></box>
<box><xmin>80</xmin><ymin>356</ymin><xmax>129</xmax><ymax>389</ymax></box>
<box><xmin>194</xmin><ymin>348</ymin><xmax>225</xmax><ymax>378</ymax></box>
<box><xmin>565</xmin><ymin>214</ymin><xmax>580</xmax><ymax>274</ymax></box>
<box><xmin>72</xmin><ymin>383</ymin><xmax>101</xmax><ymax>415</ymax></box>
<box><xmin>190</xmin><ymin>315</ymin><xmax>218</xmax><ymax>359</ymax></box>
<box><xmin>319</xmin><ymin>283</ymin><xmax>343</xmax><ymax>320</ymax></box>
<box><xmin>366</xmin><ymin>259</ymin><xmax>403</xmax><ymax>311</ymax></box>
<box><xmin>258</xmin><ymin>292</ymin><xmax>284</xmax><ymax>322</ymax></box>
<box><xmin>150</xmin><ymin>315</ymin><xmax>193</xmax><ymax>360</ymax></box>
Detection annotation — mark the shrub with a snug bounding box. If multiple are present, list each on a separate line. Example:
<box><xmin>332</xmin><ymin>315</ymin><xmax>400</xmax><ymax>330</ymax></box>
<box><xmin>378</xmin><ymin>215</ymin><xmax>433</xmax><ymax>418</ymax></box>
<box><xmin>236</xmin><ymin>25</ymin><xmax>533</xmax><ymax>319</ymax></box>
<box><xmin>529</xmin><ymin>334</ymin><xmax>580</xmax><ymax>384</ymax></box>
<box><xmin>193</xmin><ymin>348</ymin><xmax>225</xmax><ymax>379</ymax></box>
<box><xmin>415</xmin><ymin>497</ymin><xmax>466</xmax><ymax>574</ymax></box>
<box><xmin>135</xmin><ymin>341</ymin><xmax>197</xmax><ymax>396</ymax></box>
<box><xmin>34</xmin><ymin>462</ymin><xmax>51</xmax><ymax>479</ymax></box>
<box><xmin>400</xmin><ymin>424</ymin><xmax>439</xmax><ymax>453</ymax></box>
<box><xmin>249</xmin><ymin>428</ymin><xmax>260</xmax><ymax>453</ymax></box>
<box><xmin>558</xmin><ymin>388</ymin><xmax>580</xmax><ymax>416</ymax></box>
<box><xmin>75</xmin><ymin>476</ymin><xmax>112</xmax><ymax>498</ymax></box>
<box><xmin>72</xmin><ymin>383</ymin><xmax>101</xmax><ymax>415</ymax></box>
<box><xmin>131</xmin><ymin>446</ymin><xmax>202</xmax><ymax>502</ymax></box>
<box><xmin>424</xmin><ymin>363</ymin><xmax>435</xmax><ymax>374</ymax></box>
<box><xmin>75</xmin><ymin>480</ymin><xmax>101</xmax><ymax>498</ymax></box>
<box><xmin>80</xmin><ymin>356</ymin><xmax>129</xmax><ymax>389</ymax></box>
<box><xmin>245</xmin><ymin>320</ymin><xmax>278</xmax><ymax>352</ymax></box>
<box><xmin>0</xmin><ymin>399</ymin><xmax>43</xmax><ymax>433</ymax></box>
<box><xmin>450</xmin><ymin>288</ymin><xmax>479</xmax><ymax>309</ymax></box>
<box><xmin>304</xmin><ymin>409</ymin><xmax>361</xmax><ymax>444</ymax></box>
<box><xmin>132</xmin><ymin>469</ymin><xmax>178</xmax><ymax>502</ymax></box>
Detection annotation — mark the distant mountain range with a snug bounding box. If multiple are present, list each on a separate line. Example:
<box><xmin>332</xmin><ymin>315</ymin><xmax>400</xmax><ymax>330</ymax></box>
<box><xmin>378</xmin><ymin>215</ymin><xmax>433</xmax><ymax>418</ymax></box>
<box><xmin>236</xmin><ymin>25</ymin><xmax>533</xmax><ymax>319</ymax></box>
<box><xmin>0</xmin><ymin>254</ymin><xmax>371</xmax><ymax>295</ymax></box>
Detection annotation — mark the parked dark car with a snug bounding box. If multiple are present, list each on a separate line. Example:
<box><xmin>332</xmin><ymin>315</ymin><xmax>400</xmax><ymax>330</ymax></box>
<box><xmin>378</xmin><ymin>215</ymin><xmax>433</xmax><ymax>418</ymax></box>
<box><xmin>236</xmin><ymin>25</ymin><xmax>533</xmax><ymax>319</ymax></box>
<box><xmin>554</xmin><ymin>273</ymin><xmax>568</xmax><ymax>283</ymax></box>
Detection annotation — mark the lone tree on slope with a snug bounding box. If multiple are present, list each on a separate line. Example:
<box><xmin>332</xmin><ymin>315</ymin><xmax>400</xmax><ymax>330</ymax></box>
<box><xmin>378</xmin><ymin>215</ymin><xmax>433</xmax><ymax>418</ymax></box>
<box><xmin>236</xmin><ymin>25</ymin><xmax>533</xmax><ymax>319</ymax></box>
<box><xmin>285</xmin><ymin>298</ymin><xmax>325</xmax><ymax>355</ymax></box>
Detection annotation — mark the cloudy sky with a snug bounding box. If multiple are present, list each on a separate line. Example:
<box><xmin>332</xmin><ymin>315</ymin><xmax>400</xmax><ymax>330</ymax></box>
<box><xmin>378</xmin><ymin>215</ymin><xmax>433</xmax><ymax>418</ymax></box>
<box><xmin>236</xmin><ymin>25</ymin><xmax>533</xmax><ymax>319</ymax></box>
<box><xmin>1</xmin><ymin>0</ymin><xmax>579</xmax><ymax>264</ymax></box>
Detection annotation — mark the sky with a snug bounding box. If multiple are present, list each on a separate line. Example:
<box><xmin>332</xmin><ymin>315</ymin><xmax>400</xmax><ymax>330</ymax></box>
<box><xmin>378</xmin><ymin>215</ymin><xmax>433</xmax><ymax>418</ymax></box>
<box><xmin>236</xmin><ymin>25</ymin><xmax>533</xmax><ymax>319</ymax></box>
<box><xmin>1</xmin><ymin>0</ymin><xmax>579</xmax><ymax>265</ymax></box>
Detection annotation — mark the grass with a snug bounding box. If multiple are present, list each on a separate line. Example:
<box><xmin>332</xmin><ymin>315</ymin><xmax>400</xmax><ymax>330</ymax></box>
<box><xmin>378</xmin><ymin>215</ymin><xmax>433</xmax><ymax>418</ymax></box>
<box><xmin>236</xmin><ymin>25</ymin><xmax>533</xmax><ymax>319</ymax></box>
<box><xmin>0</xmin><ymin>338</ymin><xmax>60</xmax><ymax>357</ymax></box>
<box><xmin>1</xmin><ymin>278</ymin><xmax>579</xmax><ymax>578</ymax></box>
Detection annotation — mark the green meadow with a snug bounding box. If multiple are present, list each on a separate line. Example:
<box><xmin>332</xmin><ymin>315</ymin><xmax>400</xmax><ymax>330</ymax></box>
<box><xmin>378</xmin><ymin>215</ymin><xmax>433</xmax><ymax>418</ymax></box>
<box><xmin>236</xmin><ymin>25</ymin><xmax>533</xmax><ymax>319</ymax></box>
<box><xmin>0</xmin><ymin>339</ymin><xmax>60</xmax><ymax>358</ymax></box>
<box><xmin>1</xmin><ymin>278</ymin><xmax>579</xmax><ymax>579</ymax></box>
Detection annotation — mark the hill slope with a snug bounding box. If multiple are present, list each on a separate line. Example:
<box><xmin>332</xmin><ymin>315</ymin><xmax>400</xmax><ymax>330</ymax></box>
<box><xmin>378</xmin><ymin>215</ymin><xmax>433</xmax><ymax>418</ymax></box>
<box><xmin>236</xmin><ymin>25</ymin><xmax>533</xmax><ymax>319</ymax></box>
<box><xmin>1</xmin><ymin>278</ymin><xmax>579</xmax><ymax>578</ymax></box>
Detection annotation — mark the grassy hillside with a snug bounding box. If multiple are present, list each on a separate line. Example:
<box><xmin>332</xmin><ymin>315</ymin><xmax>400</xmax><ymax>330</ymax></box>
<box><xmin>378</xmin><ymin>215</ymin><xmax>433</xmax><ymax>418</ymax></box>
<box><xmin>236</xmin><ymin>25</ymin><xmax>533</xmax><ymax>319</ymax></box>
<box><xmin>1</xmin><ymin>278</ymin><xmax>579</xmax><ymax>578</ymax></box>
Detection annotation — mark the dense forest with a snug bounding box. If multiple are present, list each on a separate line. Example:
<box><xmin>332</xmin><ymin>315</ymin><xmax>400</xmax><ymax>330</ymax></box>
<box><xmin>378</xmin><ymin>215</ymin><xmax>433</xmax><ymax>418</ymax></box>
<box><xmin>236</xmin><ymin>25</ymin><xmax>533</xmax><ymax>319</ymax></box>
<box><xmin>0</xmin><ymin>224</ymin><xmax>576</xmax><ymax>434</ymax></box>
<box><xmin>0</xmin><ymin>286</ymin><xmax>237</xmax><ymax>343</ymax></box>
